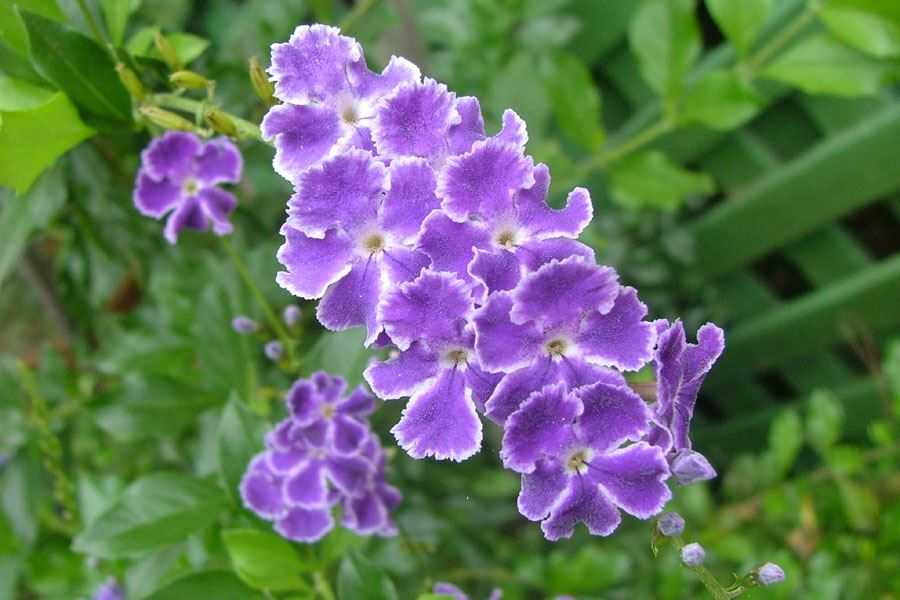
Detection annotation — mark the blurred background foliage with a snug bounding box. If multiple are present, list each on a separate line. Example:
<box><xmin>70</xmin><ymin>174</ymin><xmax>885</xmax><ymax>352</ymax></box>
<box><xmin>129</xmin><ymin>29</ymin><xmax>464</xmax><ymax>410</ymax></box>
<box><xmin>1</xmin><ymin>0</ymin><xmax>900</xmax><ymax>598</ymax></box>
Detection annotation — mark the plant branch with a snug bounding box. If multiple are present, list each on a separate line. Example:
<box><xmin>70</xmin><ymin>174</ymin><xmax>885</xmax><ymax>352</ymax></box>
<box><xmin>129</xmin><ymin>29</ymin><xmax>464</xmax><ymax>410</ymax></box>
<box><xmin>313</xmin><ymin>571</ymin><xmax>337</xmax><ymax>600</ymax></box>
<box><xmin>340</xmin><ymin>0</ymin><xmax>381</xmax><ymax>33</ymax></box>
<box><xmin>739</xmin><ymin>4</ymin><xmax>818</xmax><ymax>78</ymax></box>
<box><xmin>150</xmin><ymin>94</ymin><xmax>264</xmax><ymax>141</ymax></box>
<box><xmin>671</xmin><ymin>536</ymin><xmax>737</xmax><ymax>600</ymax></box>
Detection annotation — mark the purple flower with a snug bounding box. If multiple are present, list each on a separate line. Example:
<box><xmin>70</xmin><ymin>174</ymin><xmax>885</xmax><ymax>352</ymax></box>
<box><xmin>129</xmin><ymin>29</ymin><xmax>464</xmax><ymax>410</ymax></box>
<box><xmin>681</xmin><ymin>542</ymin><xmax>705</xmax><ymax>567</ymax></box>
<box><xmin>134</xmin><ymin>132</ymin><xmax>242</xmax><ymax>244</ymax></box>
<box><xmin>657</xmin><ymin>511</ymin><xmax>685</xmax><ymax>537</ymax></box>
<box><xmin>433</xmin><ymin>583</ymin><xmax>502</xmax><ymax>600</ymax></box>
<box><xmin>92</xmin><ymin>579</ymin><xmax>124</xmax><ymax>600</ymax></box>
<box><xmin>264</xmin><ymin>340</ymin><xmax>284</xmax><ymax>361</ymax></box>
<box><xmin>502</xmin><ymin>381</ymin><xmax>671</xmax><ymax>540</ymax></box>
<box><xmin>373</xmin><ymin>78</ymin><xmax>459</xmax><ymax>159</ymax></box>
<box><xmin>286</xmin><ymin>372</ymin><xmax>375</xmax><ymax>454</ymax></box>
<box><xmin>231</xmin><ymin>315</ymin><xmax>258</xmax><ymax>334</ymax></box>
<box><xmin>283</xmin><ymin>304</ymin><xmax>302</xmax><ymax>327</ymax></box>
<box><xmin>670</xmin><ymin>449</ymin><xmax>717</xmax><ymax>485</ymax></box>
<box><xmin>756</xmin><ymin>562</ymin><xmax>785</xmax><ymax>586</ymax></box>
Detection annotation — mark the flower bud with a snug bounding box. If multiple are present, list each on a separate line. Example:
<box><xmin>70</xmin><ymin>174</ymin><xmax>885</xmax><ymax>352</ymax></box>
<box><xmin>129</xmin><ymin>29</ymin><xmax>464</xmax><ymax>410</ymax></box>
<box><xmin>264</xmin><ymin>340</ymin><xmax>284</xmax><ymax>361</ymax></box>
<box><xmin>756</xmin><ymin>562</ymin><xmax>785</xmax><ymax>586</ymax></box>
<box><xmin>231</xmin><ymin>316</ymin><xmax>258</xmax><ymax>334</ymax></box>
<box><xmin>92</xmin><ymin>578</ymin><xmax>124</xmax><ymax>600</ymax></box>
<box><xmin>681</xmin><ymin>543</ymin><xmax>705</xmax><ymax>567</ymax></box>
<box><xmin>249</xmin><ymin>56</ymin><xmax>274</xmax><ymax>106</ymax></box>
<box><xmin>204</xmin><ymin>108</ymin><xmax>238</xmax><ymax>137</ymax></box>
<box><xmin>671</xmin><ymin>449</ymin><xmax>717</xmax><ymax>485</ymax></box>
<box><xmin>169</xmin><ymin>70</ymin><xmax>210</xmax><ymax>90</ymax></box>
<box><xmin>283</xmin><ymin>305</ymin><xmax>302</xmax><ymax>327</ymax></box>
<box><xmin>154</xmin><ymin>31</ymin><xmax>182</xmax><ymax>71</ymax></box>
<box><xmin>115</xmin><ymin>64</ymin><xmax>145</xmax><ymax>101</ymax></box>
<box><xmin>139</xmin><ymin>106</ymin><xmax>195</xmax><ymax>131</ymax></box>
<box><xmin>657</xmin><ymin>512</ymin><xmax>685</xmax><ymax>537</ymax></box>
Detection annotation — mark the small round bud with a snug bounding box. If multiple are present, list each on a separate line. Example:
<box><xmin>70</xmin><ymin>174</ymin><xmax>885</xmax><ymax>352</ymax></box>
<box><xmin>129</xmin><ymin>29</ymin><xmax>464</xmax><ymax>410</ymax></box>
<box><xmin>264</xmin><ymin>340</ymin><xmax>284</xmax><ymax>361</ymax></box>
<box><xmin>283</xmin><ymin>305</ymin><xmax>302</xmax><ymax>327</ymax></box>
<box><xmin>92</xmin><ymin>578</ymin><xmax>124</xmax><ymax>600</ymax></box>
<box><xmin>115</xmin><ymin>64</ymin><xmax>145</xmax><ymax>101</ymax></box>
<box><xmin>169</xmin><ymin>70</ymin><xmax>210</xmax><ymax>90</ymax></box>
<box><xmin>204</xmin><ymin>109</ymin><xmax>238</xmax><ymax>137</ymax></box>
<box><xmin>657</xmin><ymin>512</ymin><xmax>685</xmax><ymax>537</ymax></box>
<box><xmin>154</xmin><ymin>31</ymin><xmax>182</xmax><ymax>71</ymax></box>
<box><xmin>249</xmin><ymin>56</ymin><xmax>274</xmax><ymax>107</ymax></box>
<box><xmin>139</xmin><ymin>106</ymin><xmax>195</xmax><ymax>131</ymax></box>
<box><xmin>231</xmin><ymin>316</ymin><xmax>258</xmax><ymax>334</ymax></box>
<box><xmin>756</xmin><ymin>562</ymin><xmax>785</xmax><ymax>586</ymax></box>
<box><xmin>681</xmin><ymin>543</ymin><xmax>705</xmax><ymax>567</ymax></box>
<box><xmin>671</xmin><ymin>449</ymin><xmax>717</xmax><ymax>485</ymax></box>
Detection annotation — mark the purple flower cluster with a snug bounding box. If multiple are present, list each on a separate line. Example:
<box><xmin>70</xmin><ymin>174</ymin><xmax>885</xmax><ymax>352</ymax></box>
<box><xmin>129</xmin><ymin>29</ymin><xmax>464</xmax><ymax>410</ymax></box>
<box><xmin>265</xmin><ymin>25</ymin><xmax>725</xmax><ymax>540</ymax></box>
<box><xmin>240</xmin><ymin>372</ymin><xmax>400</xmax><ymax>542</ymax></box>
<box><xmin>133</xmin><ymin>132</ymin><xmax>242</xmax><ymax>243</ymax></box>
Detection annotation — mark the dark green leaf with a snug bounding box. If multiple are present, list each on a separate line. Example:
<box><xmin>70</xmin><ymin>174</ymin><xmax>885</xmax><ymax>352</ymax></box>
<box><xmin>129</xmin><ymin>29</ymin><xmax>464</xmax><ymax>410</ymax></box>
<box><xmin>318</xmin><ymin>526</ymin><xmax>366</xmax><ymax>569</ymax></box>
<box><xmin>19</xmin><ymin>10</ymin><xmax>131</xmax><ymax>120</ymax></box>
<box><xmin>681</xmin><ymin>69</ymin><xmax>761</xmax><ymax>129</ymax></box>
<box><xmin>144</xmin><ymin>571</ymin><xmax>258</xmax><ymax>600</ymax></box>
<box><xmin>609</xmin><ymin>150</ymin><xmax>714</xmax><ymax>210</ymax></box>
<box><xmin>0</xmin><ymin>3</ymin><xmax>30</xmax><ymax>57</ymax></box>
<box><xmin>761</xmin><ymin>33</ymin><xmax>893</xmax><ymax>97</ymax></box>
<box><xmin>217</xmin><ymin>395</ymin><xmax>265</xmax><ymax>502</ymax></box>
<box><xmin>544</xmin><ymin>52</ymin><xmax>604</xmax><ymax>151</ymax></box>
<box><xmin>73</xmin><ymin>473</ymin><xmax>227</xmax><ymax>558</ymax></box>
<box><xmin>629</xmin><ymin>0</ymin><xmax>700</xmax><ymax>111</ymax></box>
<box><xmin>818</xmin><ymin>4</ymin><xmax>900</xmax><ymax>58</ymax></box>
<box><xmin>222</xmin><ymin>528</ymin><xmax>312</xmax><ymax>591</ymax></box>
<box><xmin>337</xmin><ymin>553</ymin><xmax>398</xmax><ymax>600</ymax></box>
<box><xmin>706</xmin><ymin>0</ymin><xmax>772</xmax><ymax>57</ymax></box>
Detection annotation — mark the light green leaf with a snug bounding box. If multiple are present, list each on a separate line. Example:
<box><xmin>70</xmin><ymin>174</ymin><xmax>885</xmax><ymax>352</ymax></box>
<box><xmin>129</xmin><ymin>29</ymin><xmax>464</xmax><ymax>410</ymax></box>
<box><xmin>609</xmin><ymin>150</ymin><xmax>714</xmax><ymax>210</ymax></box>
<box><xmin>0</xmin><ymin>75</ymin><xmax>53</xmax><ymax>110</ymax></box>
<box><xmin>0</xmin><ymin>3</ymin><xmax>30</xmax><ymax>57</ymax></box>
<box><xmin>19</xmin><ymin>11</ymin><xmax>132</xmax><ymax>120</ymax></box>
<box><xmin>0</xmin><ymin>165</ymin><xmax>65</xmax><ymax>292</ymax></box>
<box><xmin>222</xmin><ymin>528</ymin><xmax>312</xmax><ymax>592</ymax></box>
<box><xmin>77</xmin><ymin>473</ymin><xmax>124</xmax><ymax>526</ymax></box>
<box><xmin>706</xmin><ymin>0</ymin><xmax>773</xmax><ymax>57</ymax></box>
<box><xmin>0</xmin><ymin>90</ymin><xmax>93</xmax><ymax>194</ymax></box>
<box><xmin>217</xmin><ymin>395</ymin><xmax>265</xmax><ymax>502</ymax></box>
<box><xmin>818</xmin><ymin>5</ymin><xmax>900</xmax><ymax>58</ymax></box>
<box><xmin>488</xmin><ymin>53</ymin><xmax>551</xmax><ymax>134</ymax></box>
<box><xmin>836</xmin><ymin>478</ymin><xmax>878</xmax><ymax>531</ymax></box>
<box><xmin>629</xmin><ymin>0</ymin><xmax>701</xmax><ymax>111</ymax></box>
<box><xmin>681</xmin><ymin>68</ymin><xmax>761</xmax><ymax>129</ymax></box>
<box><xmin>73</xmin><ymin>473</ymin><xmax>228</xmax><ymax>558</ymax></box>
<box><xmin>761</xmin><ymin>33</ymin><xmax>893</xmax><ymax>97</ymax></box>
<box><xmin>544</xmin><ymin>52</ymin><xmax>604</xmax><ymax>151</ymax></box>
<box><xmin>806</xmin><ymin>389</ymin><xmax>844</xmax><ymax>455</ymax></box>
<box><xmin>768</xmin><ymin>409</ymin><xmax>802</xmax><ymax>477</ymax></box>
<box><xmin>144</xmin><ymin>571</ymin><xmax>258</xmax><ymax>600</ymax></box>
<box><xmin>337</xmin><ymin>553</ymin><xmax>398</xmax><ymax>600</ymax></box>
<box><xmin>304</xmin><ymin>328</ymin><xmax>372</xmax><ymax>388</ymax></box>
<box><xmin>126</xmin><ymin>26</ymin><xmax>209</xmax><ymax>65</ymax></box>
<box><xmin>823</xmin><ymin>0</ymin><xmax>900</xmax><ymax>25</ymax></box>
<box><xmin>9</xmin><ymin>0</ymin><xmax>64</xmax><ymax>21</ymax></box>
<box><xmin>101</xmin><ymin>0</ymin><xmax>141</xmax><ymax>46</ymax></box>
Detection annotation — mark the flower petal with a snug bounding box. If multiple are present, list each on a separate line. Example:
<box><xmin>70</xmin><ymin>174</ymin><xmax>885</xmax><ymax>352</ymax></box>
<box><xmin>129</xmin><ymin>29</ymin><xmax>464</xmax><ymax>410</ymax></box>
<box><xmin>195</xmin><ymin>137</ymin><xmax>242</xmax><ymax>185</ymax></box>
<box><xmin>275</xmin><ymin>505</ymin><xmax>334</xmax><ymax>543</ymax></box>
<box><xmin>134</xmin><ymin>170</ymin><xmax>181</xmax><ymax>218</ymax></box>
<box><xmin>196</xmin><ymin>187</ymin><xmax>237</xmax><ymax>236</ymax></box>
<box><xmin>163</xmin><ymin>197</ymin><xmax>207</xmax><ymax>244</ymax></box>
<box><xmin>541</xmin><ymin>478</ymin><xmax>621</xmax><ymax>541</ymax></box>
<box><xmin>589</xmin><ymin>442</ymin><xmax>672</xmax><ymax>519</ymax></box>
<box><xmin>501</xmin><ymin>382</ymin><xmax>580</xmax><ymax>473</ymax></box>
<box><xmin>577</xmin><ymin>287</ymin><xmax>657</xmax><ymax>371</ymax></box>
<box><xmin>239</xmin><ymin>456</ymin><xmax>285</xmax><ymax>519</ymax></box>
<box><xmin>379</xmin><ymin>269</ymin><xmax>470</xmax><ymax>350</ymax></box>
<box><xmin>276</xmin><ymin>226</ymin><xmax>353</xmax><ymax>299</ymax></box>
<box><xmin>468</xmin><ymin>248</ymin><xmax>521</xmax><ymax>302</ymax></box>
<box><xmin>373</xmin><ymin>78</ymin><xmax>457</xmax><ymax>159</ymax></box>
<box><xmin>261</xmin><ymin>103</ymin><xmax>341</xmax><ymax>182</ymax></box>
<box><xmin>141</xmin><ymin>131</ymin><xmax>202</xmax><ymax>180</ymax></box>
<box><xmin>364</xmin><ymin>342</ymin><xmax>439</xmax><ymax>399</ymax></box>
<box><xmin>448</xmin><ymin>96</ymin><xmax>485</xmax><ymax>154</ymax></box>
<box><xmin>575</xmin><ymin>381</ymin><xmax>651</xmax><ymax>453</ymax></box>
<box><xmin>515</xmin><ymin>238</ymin><xmax>595</xmax><ymax>272</ymax></box>
<box><xmin>517</xmin><ymin>457</ymin><xmax>568</xmax><ymax>522</ymax></box>
<box><xmin>416</xmin><ymin>210</ymin><xmax>490</xmax><ymax>284</ymax></box>
<box><xmin>516</xmin><ymin>165</ymin><xmax>592</xmax><ymax>239</ymax></box>
<box><xmin>380</xmin><ymin>158</ymin><xmax>440</xmax><ymax>242</ymax></box>
<box><xmin>473</xmin><ymin>292</ymin><xmax>542</xmax><ymax>373</ymax></box>
<box><xmin>332</xmin><ymin>414</ymin><xmax>368</xmax><ymax>454</ymax></box>
<box><xmin>316</xmin><ymin>258</ymin><xmax>383</xmax><ymax>346</ymax></box>
<box><xmin>283</xmin><ymin>460</ymin><xmax>328</xmax><ymax>508</ymax></box>
<box><xmin>325</xmin><ymin>454</ymin><xmax>371</xmax><ymax>496</ymax></box>
<box><xmin>269</xmin><ymin>24</ymin><xmax>361</xmax><ymax>103</ymax></box>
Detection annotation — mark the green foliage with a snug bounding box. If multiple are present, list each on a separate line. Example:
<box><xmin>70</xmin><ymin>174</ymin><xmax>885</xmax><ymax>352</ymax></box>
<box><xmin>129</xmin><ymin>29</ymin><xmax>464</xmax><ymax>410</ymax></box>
<box><xmin>223</xmin><ymin>528</ymin><xmax>312</xmax><ymax>592</ymax></box>
<box><xmin>337</xmin><ymin>552</ymin><xmax>398</xmax><ymax>600</ymax></box>
<box><xmin>144</xmin><ymin>571</ymin><xmax>257</xmax><ymax>599</ymax></box>
<box><xmin>706</xmin><ymin>0</ymin><xmax>773</xmax><ymax>57</ymax></box>
<box><xmin>545</xmin><ymin>52</ymin><xmax>604</xmax><ymax>151</ymax></box>
<box><xmin>610</xmin><ymin>150</ymin><xmax>715</xmax><ymax>210</ymax></box>
<box><xmin>681</xmin><ymin>69</ymin><xmax>762</xmax><ymax>129</ymax></box>
<box><xmin>102</xmin><ymin>0</ymin><xmax>142</xmax><ymax>46</ymax></box>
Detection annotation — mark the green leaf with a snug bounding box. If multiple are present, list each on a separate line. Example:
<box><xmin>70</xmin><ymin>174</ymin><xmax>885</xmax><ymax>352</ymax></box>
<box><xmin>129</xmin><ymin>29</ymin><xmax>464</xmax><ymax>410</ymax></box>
<box><xmin>0</xmin><ymin>165</ymin><xmax>66</xmax><ymax>291</ymax></box>
<box><xmin>318</xmin><ymin>526</ymin><xmax>366</xmax><ymax>569</ymax></box>
<box><xmin>761</xmin><ymin>33</ymin><xmax>893</xmax><ymax>97</ymax></box>
<box><xmin>818</xmin><ymin>5</ymin><xmax>900</xmax><ymax>58</ymax></box>
<box><xmin>73</xmin><ymin>473</ymin><xmax>228</xmax><ymax>558</ymax></box>
<box><xmin>823</xmin><ymin>0</ymin><xmax>900</xmax><ymax>25</ymax></box>
<box><xmin>222</xmin><ymin>528</ymin><xmax>312</xmax><ymax>592</ymax></box>
<box><xmin>681</xmin><ymin>68</ymin><xmax>761</xmax><ymax>129</ymax></box>
<box><xmin>0</xmin><ymin>75</ymin><xmax>53</xmax><ymax>109</ymax></box>
<box><xmin>629</xmin><ymin>0</ymin><xmax>701</xmax><ymax>111</ymax></box>
<box><xmin>304</xmin><ymin>328</ymin><xmax>372</xmax><ymax>388</ymax></box>
<box><xmin>217</xmin><ymin>396</ymin><xmax>264</xmax><ymax>502</ymax></box>
<box><xmin>706</xmin><ymin>0</ymin><xmax>772</xmax><ymax>57</ymax></box>
<box><xmin>488</xmin><ymin>53</ymin><xmax>551</xmax><ymax>134</ymax></box>
<box><xmin>144</xmin><ymin>571</ymin><xmax>258</xmax><ymax>600</ymax></box>
<box><xmin>767</xmin><ymin>409</ymin><xmax>802</xmax><ymax>477</ymax></box>
<box><xmin>836</xmin><ymin>478</ymin><xmax>878</xmax><ymax>531</ymax></box>
<box><xmin>609</xmin><ymin>150</ymin><xmax>714</xmax><ymax>210</ymax></box>
<box><xmin>337</xmin><ymin>553</ymin><xmax>398</xmax><ymax>600</ymax></box>
<box><xmin>126</xmin><ymin>26</ymin><xmax>209</xmax><ymax>65</ymax></box>
<box><xmin>0</xmin><ymin>89</ymin><xmax>93</xmax><ymax>194</ymax></box>
<box><xmin>544</xmin><ymin>52</ymin><xmax>604</xmax><ymax>151</ymax></box>
<box><xmin>9</xmin><ymin>0</ymin><xmax>64</xmax><ymax>22</ymax></box>
<box><xmin>0</xmin><ymin>3</ymin><xmax>30</xmax><ymax>57</ymax></box>
<box><xmin>19</xmin><ymin>10</ymin><xmax>131</xmax><ymax>121</ymax></box>
<box><xmin>806</xmin><ymin>389</ymin><xmax>844</xmax><ymax>455</ymax></box>
<box><xmin>101</xmin><ymin>0</ymin><xmax>141</xmax><ymax>46</ymax></box>
<box><xmin>418</xmin><ymin>596</ymin><xmax>454</xmax><ymax>600</ymax></box>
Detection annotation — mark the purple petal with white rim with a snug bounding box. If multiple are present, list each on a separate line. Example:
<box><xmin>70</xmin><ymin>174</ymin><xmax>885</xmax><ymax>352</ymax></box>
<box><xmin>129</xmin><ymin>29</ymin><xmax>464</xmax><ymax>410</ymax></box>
<box><xmin>276</xmin><ymin>226</ymin><xmax>353</xmax><ymax>299</ymax></box>
<box><xmin>134</xmin><ymin>171</ymin><xmax>181</xmax><ymax>218</ymax></box>
<box><xmin>195</xmin><ymin>137</ymin><xmax>242</xmax><ymax>185</ymax></box>
<box><xmin>589</xmin><ymin>442</ymin><xmax>671</xmax><ymax>519</ymax></box>
<box><xmin>516</xmin><ymin>167</ymin><xmax>592</xmax><ymax>240</ymax></box>
<box><xmin>373</xmin><ymin>79</ymin><xmax>457</xmax><ymax>159</ymax></box>
<box><xmin>517</xmin><ymin>457</ymin><xmax>568</xmax><ymax>521</ymax></box>
<box><xmin>343</xmin><ymin>491</ymin><xmax>388</xmax><ymax>534</ymax></box>
<box><xmin>325</xmin><ymin>454</ymin><xmax>371</xmax><ymax>496</ymax></box>
<box><xmin>416</xmin><ymin>211</ymin><xmax>490</xmax><ymax>283</ymax></box>
<box><xmin>670</xmin><ymin>449</ymin><xmax>717</xmax><ymax>485</ymax></box>
<box><xmin>515</xmin><ymin>238</ymin><xmax>595</xmax><ymax>272</ymax></box>
<box><xmin>473</xmin><ymin>292</ymin><xmax>542</xmax><ymax>373</ymax></box>
<box><xmin>439</xmin><ymin>138</ymin><xmax>535</xmax><ymax>221</ymax></box>
<box><xmin>240</xmin><ymin>456</ymin><xmax>286</xmax><ymax>519</ymax></box>
<box><xmin>468</xmin><ymin>248</ymin><xmax>521</xmax><ymax>301</ymax></box>
<box><xmin>392</xmin><ymin>367</ymin><xmax>482</xmax><ymax>461</ymax></box>
<box><xmin>380</xmin><ymin>158</ymin><xmax>440</xmax><ymax>242</ymax></box>
<box><xmin>433</xmin><ymin>583</ymin><xmax>469</xmax><ymax>600</ymax></box>
<box><xmin>141</xmin><ymin>131</ymin><xmax>201</xmax><ymax>180</ymax></box>
<box><xmin>163</xmin><ymin>197</ymin><xmax>207</xmax><ymax>244</ymax></box>
<box><xmin>501</xmin><ymin>383</ymin><xmax>581</xmax><ymax>473</ymax></box>
<box><xmin>379</xmin><ymin>269</ymin><xmax>470</xmax><ymax>350</ymax></box>
<box><xmin>261</xmin><ymin>103</ymin><xmax>342</xmax><ymax>182</ymax></box>
<box><xmin>541</xmin><ymin>478</ymin><xmax>621</xmax><ymax>541</ymax></box>
<box><xmin>485</xmin><ymin>358</ymin><xmax>562</xmax><ymax>424</ymax></box>
<box><xmin>465</xmin><ymin>361</ymin><xmax>503</xmax><ymax>413</ymax></box>
<box><xmin>493</xmin><ymin>109</ymin><xmax>527</xmax><ymax>148</ymax></box>
<box><xmin>286</xmin><ymin>379</ymin><xmax>319</xmax><ymax>424</ymax></box>
<box><xmin>316</xmin><ymin>258</ymin><xmax>383</xmax><ymax>346</ymax></box>
<box><xmin>349</xmin><ymin>55</ymin><xmax>421</xmax><ymax>99</ymax></box>
<box><xmin>448</xmin><ymin>96</ymin><xmax>485</xmax><ymax>154</ymax></box>
<box><xmin>288</xmin><ymin>149</ymin><xmax>386</xmax><ymax>238</ymax></box>
<box><xmin>332</xmin><ymin>414</ymin><xmax>369</xmax><ymax>454</ymax></box>
<box><xmin>364</xmin><ymin>342</ymin><xmax>439</xmax><ymax>399</ymax></box>
<box><xmin>269</xmin><ymin>24</ymin><xmax>361</xmax><ymax>103</ymax></box>
<box><xmin>266</xmin><ymin>447</ymin><xmax>307</xmax><ymax>475</ymax></box>
<box><xmin>275</xmin><ymin>505</ymin><xmax>334</xmax><ymax>543</ymax></box>
<box><xmin>197</xmin><ymin>187</ymin><xmax>237</xmax><ymax>235</ymax></box>
<box><xmin>577</xmin><ymin>287</ymin><xmax>657</xmax><ymax>371</ymax></box>
<box><xmin>575</xmin><ymin>381</ymin><xmax>650</xmax><ymax>453</ymax></box>
<box><xmin>380</xmin><ymin>247</ymin><xmax>430</xmax><ymax>284</ymax></box>
<box><xmin>511</xmin><ymin>256</ymin><xmax>618</xmax><ymax>328</ymax></box>
<box><xmin>337</xmin><ymin>386</ymin><xmax>375</xmax><ymax>416</ymax></box>
<box><xmin>283</xmin><ymin>460</ymin><xmax>328</xmax><ymax>508</ymax></box>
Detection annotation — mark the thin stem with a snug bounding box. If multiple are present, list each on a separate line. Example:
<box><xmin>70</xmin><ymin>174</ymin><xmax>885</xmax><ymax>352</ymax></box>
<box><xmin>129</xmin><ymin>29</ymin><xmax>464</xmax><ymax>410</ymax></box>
<box><xmin>313</xmin><ymin>571</ymin><xmax>337</xmax><ymax>600</ymax></box>
<box><xmin>220</xmin><ymin>237</ymin><xmax>298</xmax><ymax>369</ymax></box>
<box><xmin>150</xmin><ymin>93</ymin><xmax>264</xmax><ymax>141</ymax></box>
<box><xmin>570</xmin><ymin>117</ymin><xmax>675</xmax><ymax>181</ymax></box>
<box><xmin>671</xmin><ymin>536</ymin><xmax>735</xmax><ymax>600</ymax></box>
<box><xmin>74</xmin><ymin>0</ymin><xmax>107</xmax><ymax>47</ymax></box>
<box><xmin>340</xmin><ymin>0</ymin><xmax>381</xmax><ymax>33</ymax></box>
<box><xmin>740</xmin><ymin>4</ymin><xmax>818</xmax><ymax>78</ymax></box>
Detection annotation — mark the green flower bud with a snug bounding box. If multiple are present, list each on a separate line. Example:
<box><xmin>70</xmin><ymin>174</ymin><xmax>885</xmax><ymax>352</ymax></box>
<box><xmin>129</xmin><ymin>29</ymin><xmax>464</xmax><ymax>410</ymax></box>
<box><xmin>169</xmin><ymin>70</ymin><xmax>211</xmax><ymax>90</ymax></box>
<box><xmin>154</xmin><ymin>31</ymin><xmax>182</xmax><ymax>71</ymax></box>
<box><xmin>249</xmin><ymin>56</ymin><xmax>274</xmax><ymax>107</ymax></box>
<box><xmin>140</xmin><ymin>106</ymin><xmax>195</xmax><ymax>131</ymax></box>
<box><xmin>115</xmin><ymin>64</ymin><xmax>145</xmax><ymax>101</ymax></box>
<box><xmin>204</xmin><ymin>108</ymin><xmax>238</xmax><ymax>137</ymax></box>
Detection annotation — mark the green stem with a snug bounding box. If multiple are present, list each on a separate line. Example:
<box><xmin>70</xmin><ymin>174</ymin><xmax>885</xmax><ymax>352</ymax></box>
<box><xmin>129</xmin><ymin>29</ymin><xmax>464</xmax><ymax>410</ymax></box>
<box><xmin>340</xmin><ymin>0</ymin><xmax>381</xmax><ymax>33</ymax></box>
<box><xmin>220</xmin><ymin>237</ymin><xmax>298</xmax><ymax>369</ymax></box>
<box><xmin>74</xmin><ymin>0</ymin><xmax>107</xmax><ymax>47</ymax></box>
<box><xmin>740</xmin><ymin>3</ymin><xmax>818</xmax><ymax>78</ymax></box>
<box><xmin>578</xmin><ymin>117</ymin><xmax>675</xmax><ymax>175</ymax></box>
<box><xmin>313</xmin><ymin>571</ymin><xmax>337</xmax><ymax>600</ymax></box>
<box><xmin>672</xmin><ymin>536</ymin><xmax>737</xmax><ymax>600</ymax></box>
<box><xmin>150</xmin><ymin>93</ymin><xmax>264</xmax><ymax>141</ymax></box>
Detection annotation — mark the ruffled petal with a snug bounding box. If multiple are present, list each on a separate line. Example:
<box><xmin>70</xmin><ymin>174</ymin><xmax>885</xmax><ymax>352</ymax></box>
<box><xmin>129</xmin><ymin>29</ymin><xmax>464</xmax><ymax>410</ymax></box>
<box><xmin>283</xmin><ymin>460</ymin><xmax>328</xmax><ymax>508</ymax></box>
<box><xmin>163</xmin><ymin>197</ymin><xmax>207</xmax><ymax>244</ymax></box>
<box><xmin>473</xmin><ymin>292</ymin><xmax>542</xmax><ymax>373</ymax></box>
<box><xmin>468</xmin><ymin>248</ymin><xmax>521</xmax><ymax>302</ymax></box>
<box><xmin>364</xmin><ymin>342</ymin><xmax>439</xmax><ymax>399</ymax></box>
<box><xmin>239</xmin><ymin>456</ymin><xmax>286</xmax><ymax>519</ymax></box>
<box><xmin>194</xmin><ymin>137</ymin><xmax>242</xmax><ymax>185</ymax></box>
<box><xmin>261</xmin><ymin>103</ymin><xmax>342</xmax><ymax>182</ymax></box>
<box><xmin>494</xmin><ymin>109</ymin><xmax>528</xmax><ymax>148</ymax></box>
<box><xmin>140</xmin><ymin>131</ymin><xmax>202</xmax><ymax>181</ymax></box>
<box><xmin>416</xmin><ymin>211</ymin><xmax>490</xmax><ymax>284</ymax></box>
<box><xmin>589</xmin><ymin>442</ymin><xmax>671</xmax><ymax>519</ymax></box>
<box><xmin>349</xmin><ymin>55</ymin><xmax>421</xmax><ymax>100</ymax></box>
<box><xmin>373</xmin><ymin>78</ymin><xmax>457</xmax><ymax>159</ymax></box>
<box><xmin>518</xmin><ymin>457</ymin><xmax>568</xmax><ymax>521</ymax></box>
<box><xmin>501</xmin><ymin>382</ymin><xmax>580</xmax><ymax>473</ymax></box>
<box><xmin>196</xmin><ymin>187</ymin><xmax>237</xmax><ymax>236</ymax></box>
<box><xmin>575</xmin><ymin>381</ymin><xmax>651</xmax><ymax>453</ymax></box>
<box><xmin>515</xmin><ymin>238</ymin><xmax>595</xmax><ymax>272</ymax></box>
<box><xmin>516</xmin><ymin>165</ymin><xmax>592</xmax><ymax>239</ymax></box>
<box><xmin>316</xmin><ymin>258</ymin><xmax>383</xmax><ymax>346</ymax></box>
<box><xmin>276</xmin><ymin>226</ymin><xmax>354</xmax><ymax>299</ymax></box>
<box><xmin>134</xmin><ymin>170</ymin><xmax>181</xmax><ymax>218</ymax></box>
<box><xmin>269</xmin><ymin>24</ymin><xmax>361</xmax><ymax>103</ymax></box>
<box><xmin>447</xmin><ymin>96</ymin><xmax>485</xmax><ymax>154</ymax></box>
<box><xmin>275</xmin><ymin>505</ymin><xmax>334</xmax><ymax>542</ymax></box>
<box><xmin>332</xmin><ymin>414</ymin><xmax>369</xmax><ymax>454</ymax></box>
<box><xmin>325</xmin><ymin>454</ymin><xmax>371</xmax><ymax>497</ymax></box>
<box><xmin>379</xmin><ymin>158</ymin><xmax>440</xmax><ymax>242</ymax></box>
<box><xmin>577</xmin><ymin>287</ymin><xmax>657</xmax><ymax>371</ymax></box>
<box><xmin>541</xmin><ymin>478</ymin><xmax>621</xmax><ymax>541</ymax></box>
<box><xmin>379</xmin><ymin>269</ymin><xmax>471</xmax><ymax>350</ymax></box>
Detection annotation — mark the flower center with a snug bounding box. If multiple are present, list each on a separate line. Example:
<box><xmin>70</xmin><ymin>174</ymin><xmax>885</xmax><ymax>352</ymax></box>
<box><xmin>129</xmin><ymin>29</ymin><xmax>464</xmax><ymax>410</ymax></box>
<box><xmin>182</xmin><ymin>177</ymin><xmax>199</xmax><ymax>196</ymax></box>
<box><xmin>565</xmin><ymin>447</ymin><xmax>593</xmax><ymax>475</ymax></box>
<box><xmin>341</xmin><ymin>104</ymin><xmax>359</xmax><ymax>125</ymax></box>
<box><xmin>443</xmin><ymin>347</ymin><xmax>470</xmax><ymax>368</ymax></box>
<box><xmin>321</xmin><ymin>404</ymin><xmax>336</xmax><ymax>419</ymax></box>
<box><xmin>545</xmin><ymin>338</ymin><xmax>568</xmax><ymax>357</ymax></box>
<box><xmin>363</xmin><ymin>233</ymin><xmax>385</xmax><ymax>253</ymax></box>
<box><xmin>495</xmin><ymin>230</ymin><xmax>517</xmax><ymax>249</ymax></box>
